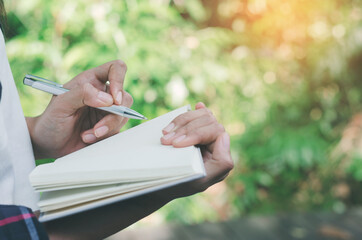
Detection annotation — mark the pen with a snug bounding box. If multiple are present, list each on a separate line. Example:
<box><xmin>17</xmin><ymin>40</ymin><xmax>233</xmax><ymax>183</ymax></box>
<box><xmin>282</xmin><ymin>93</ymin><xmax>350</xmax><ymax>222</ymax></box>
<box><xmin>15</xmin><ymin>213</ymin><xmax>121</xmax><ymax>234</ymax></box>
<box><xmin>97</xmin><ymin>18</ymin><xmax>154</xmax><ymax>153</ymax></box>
<box><xmin>23</xmin><ymin>74</ymin><xmax>147</xmax><ymax>120</ymax></box>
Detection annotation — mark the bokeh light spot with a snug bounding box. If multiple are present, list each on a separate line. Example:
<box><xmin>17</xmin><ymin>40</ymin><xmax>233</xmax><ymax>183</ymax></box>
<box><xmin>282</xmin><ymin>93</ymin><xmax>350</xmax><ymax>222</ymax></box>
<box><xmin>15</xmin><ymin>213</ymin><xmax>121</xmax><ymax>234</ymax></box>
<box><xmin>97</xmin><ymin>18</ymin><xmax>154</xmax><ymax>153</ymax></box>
<box><xmin>166</xmin><ymin>75</ymin><xmax>189</xmax><ymax>107</ymax></box>
<box><xmin>309</xmin><ymin>21</ymin><xmax>330</xmax><ymax>40</ymax></box>
<box><xmin>185</xmin><ymin>36</ymin><xmax>200</xmax><ymax>49</ymax></box>
<box><xmin>232</xmin><ymin>19</ymin><xmax>245</xmax><ymax>33</ymax></box>
<box><xmin>332</xmin><ymin>24</ymin><xmax>346</xmax><ymax>39</ymax></box>
<box><xmin>263</xmin><ymin>71</ymin><xmax>276</xmax><ymax>84</ymax></box>
<box><xmin>144</xmin><ymin>89</ymin><xmax>158</xmax><ymax>103</ymax></box>
<box><xmin>247</xmin><ymin>0</ymin><xmax>266</xmax><ymax>15</ymax></box>
<box><xmin>231</xmin><ymin>46</ymin><xmax>249</xmax><ymax>60</ymax></box>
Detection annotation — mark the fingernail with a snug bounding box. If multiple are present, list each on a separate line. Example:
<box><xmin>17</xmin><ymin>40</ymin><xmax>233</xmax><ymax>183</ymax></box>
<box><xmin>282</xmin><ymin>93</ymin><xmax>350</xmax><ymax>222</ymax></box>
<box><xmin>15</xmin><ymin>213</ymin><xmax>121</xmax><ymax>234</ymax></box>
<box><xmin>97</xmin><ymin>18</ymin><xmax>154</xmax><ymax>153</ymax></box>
<box><xmin>162</xmin><ymin>131</ymin><xmax>175</xmax><ymax>140</ymax></box>
<box><xmin>83</xmin><ymin>133</ymin><xmax>97</xmax><ymax>143</ymax></box>
<box><xmin>222</xmin><ymin>133</ymin><xmax>230</xmax><ymax>149</ymax></box>
<box><xmin>95</xmin><ymin>126</ymin><xmax>109</xmax><ymax>138</ymax></box>
<box><xmin>116</xmin><ymin>91</ymin><xmax>123</xmax><ymax>105</ymax></box>
<box><xmin>173</xmin><ymin>135</ymin><xmax>186</xmax><ymax>144</ymax></box>
<box><xmin>98</xmin><ymin>91</ymin><xmax>113</xmax><ymax>105</ymax></box>
<box><xmin>163</xmin><ymin>123</ymin><xmax>175</xmax><ymax>133</ymax></box>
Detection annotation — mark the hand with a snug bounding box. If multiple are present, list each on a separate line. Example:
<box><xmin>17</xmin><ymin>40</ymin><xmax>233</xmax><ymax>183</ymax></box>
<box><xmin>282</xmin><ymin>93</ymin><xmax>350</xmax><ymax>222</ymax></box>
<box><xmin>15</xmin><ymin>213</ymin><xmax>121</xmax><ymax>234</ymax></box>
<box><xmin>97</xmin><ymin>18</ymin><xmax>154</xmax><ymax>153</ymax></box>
<box><xmin>42</xmin><ymin>102</ymin><xmax>233</xmax><ymax>239</ymax></box>
<box><xmin>26</xmin><ymin>60</ymin><xmax>133</xmax><ymax>159</ymax></box>
<box><xmin>160</xmin><ymin>102</ymin><xmax>233</xmax><ymax>197</ymax></box>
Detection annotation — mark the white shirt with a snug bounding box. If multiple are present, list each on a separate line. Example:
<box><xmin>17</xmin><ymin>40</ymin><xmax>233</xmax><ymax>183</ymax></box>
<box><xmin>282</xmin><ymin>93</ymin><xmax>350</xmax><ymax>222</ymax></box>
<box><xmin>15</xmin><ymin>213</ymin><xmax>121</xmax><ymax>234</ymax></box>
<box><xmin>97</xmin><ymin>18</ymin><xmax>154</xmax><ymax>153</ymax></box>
<box><xmin>0</xmin><ymin>29</ymin><xmax>39</xmax><ymax>210</ymax></box>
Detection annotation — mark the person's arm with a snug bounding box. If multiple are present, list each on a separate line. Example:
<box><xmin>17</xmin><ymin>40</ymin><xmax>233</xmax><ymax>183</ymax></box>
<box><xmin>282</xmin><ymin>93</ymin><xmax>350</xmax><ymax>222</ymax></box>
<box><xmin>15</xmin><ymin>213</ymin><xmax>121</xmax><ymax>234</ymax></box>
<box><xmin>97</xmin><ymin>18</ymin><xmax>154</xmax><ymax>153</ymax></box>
<box><xmin>26</xmin><ymin>60</ymin><xmax>232</xmax><ymax>239</ymax></box>
<box><xmin>44</xmin><ymin>103</ymin><xmax>232</xmax><ymax>240</ymax></box>
<box><xmin>43</xmin><ymin>188</ymin><xmax>173</xmax><ymax>239</ymax></box>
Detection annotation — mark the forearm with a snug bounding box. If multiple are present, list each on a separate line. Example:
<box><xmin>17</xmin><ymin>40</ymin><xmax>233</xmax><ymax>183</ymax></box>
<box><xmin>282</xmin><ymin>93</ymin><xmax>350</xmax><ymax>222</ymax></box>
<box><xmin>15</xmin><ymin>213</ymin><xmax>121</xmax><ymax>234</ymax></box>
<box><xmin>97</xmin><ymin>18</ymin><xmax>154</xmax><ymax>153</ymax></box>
<box><xmin>44</xmin><ymin>189</ymin><xmax>175</xmax><ymax>240</ymax></box>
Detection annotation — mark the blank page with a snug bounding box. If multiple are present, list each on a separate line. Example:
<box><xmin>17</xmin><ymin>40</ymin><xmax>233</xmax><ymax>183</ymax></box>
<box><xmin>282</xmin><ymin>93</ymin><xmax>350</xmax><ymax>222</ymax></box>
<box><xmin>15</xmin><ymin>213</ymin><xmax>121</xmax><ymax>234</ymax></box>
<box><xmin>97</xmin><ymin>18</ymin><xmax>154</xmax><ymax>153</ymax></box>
<box><xmin>30</xmin><ymin>105</ymin><xmax>205</xmax><ymax>188</ymax></box>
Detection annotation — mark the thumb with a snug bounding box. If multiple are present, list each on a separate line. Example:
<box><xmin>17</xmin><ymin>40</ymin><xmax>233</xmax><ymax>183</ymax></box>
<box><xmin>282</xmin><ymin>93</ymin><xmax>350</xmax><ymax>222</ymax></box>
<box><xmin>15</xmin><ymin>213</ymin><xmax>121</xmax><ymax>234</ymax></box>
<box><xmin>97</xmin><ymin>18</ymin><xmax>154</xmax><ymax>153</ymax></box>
<box><xmin>203</xmin><ymin>132</ymin><xmax>233</xmax><ymax>186</ymax></box>
<box><xmin>212</xmin><ymin>132</ymin><xmax>232</xmax><ymax>165</ymax></box>
<box><xmin>54</xmin><ymin>83</ymin><xmax>113</xmax><ymax>114</ymax></box>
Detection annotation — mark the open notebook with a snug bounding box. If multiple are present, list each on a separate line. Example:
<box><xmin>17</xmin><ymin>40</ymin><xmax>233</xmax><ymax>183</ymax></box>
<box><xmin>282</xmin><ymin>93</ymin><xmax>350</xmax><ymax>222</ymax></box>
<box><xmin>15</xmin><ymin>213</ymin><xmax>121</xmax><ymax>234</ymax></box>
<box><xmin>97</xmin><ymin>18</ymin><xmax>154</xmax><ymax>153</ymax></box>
<box><xmin>29</xmin><ymin>105</ymin><xmax>206</xmax><ymax>222</ymax></box>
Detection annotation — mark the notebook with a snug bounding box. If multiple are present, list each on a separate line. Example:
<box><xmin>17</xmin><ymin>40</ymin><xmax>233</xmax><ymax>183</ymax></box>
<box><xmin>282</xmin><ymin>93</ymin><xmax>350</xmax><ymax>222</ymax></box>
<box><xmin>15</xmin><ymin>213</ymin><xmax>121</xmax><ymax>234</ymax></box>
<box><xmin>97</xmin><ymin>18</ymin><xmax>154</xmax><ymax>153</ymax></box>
<box><xmin>29</xmin><ymin>105</ymin><xmax>206</xmax><ymax>222</ymax></box>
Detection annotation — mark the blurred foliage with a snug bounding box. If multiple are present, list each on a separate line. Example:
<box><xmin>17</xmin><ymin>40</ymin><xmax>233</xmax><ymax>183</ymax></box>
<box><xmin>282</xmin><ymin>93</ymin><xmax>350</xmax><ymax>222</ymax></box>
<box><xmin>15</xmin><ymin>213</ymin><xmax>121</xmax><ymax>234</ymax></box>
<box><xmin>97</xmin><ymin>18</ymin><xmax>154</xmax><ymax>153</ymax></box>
<box><xmin>4</xmin><ymin>0</ymin><xmax>362</xmax><ymax>225</ymax></box>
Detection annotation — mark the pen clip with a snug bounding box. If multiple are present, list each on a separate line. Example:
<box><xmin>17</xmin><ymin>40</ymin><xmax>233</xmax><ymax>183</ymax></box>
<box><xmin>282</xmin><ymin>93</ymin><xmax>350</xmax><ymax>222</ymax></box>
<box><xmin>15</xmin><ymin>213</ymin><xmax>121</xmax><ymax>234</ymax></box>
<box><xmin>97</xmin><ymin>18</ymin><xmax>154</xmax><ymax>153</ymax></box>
<box><xmin>24</xmin><ymin>74</ymin><xmax>64</xmax><ymax>88</ymax></box>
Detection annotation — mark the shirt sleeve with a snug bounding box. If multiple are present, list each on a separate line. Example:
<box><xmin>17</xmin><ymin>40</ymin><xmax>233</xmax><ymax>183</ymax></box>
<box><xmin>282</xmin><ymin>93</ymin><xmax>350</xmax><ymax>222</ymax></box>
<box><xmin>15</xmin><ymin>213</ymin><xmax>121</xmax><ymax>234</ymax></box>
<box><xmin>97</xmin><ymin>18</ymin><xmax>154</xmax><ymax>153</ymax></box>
<box><xmin>0</xmin><ymin>205</ymin><xmax>48</xmax><ymax>240</ymax></box>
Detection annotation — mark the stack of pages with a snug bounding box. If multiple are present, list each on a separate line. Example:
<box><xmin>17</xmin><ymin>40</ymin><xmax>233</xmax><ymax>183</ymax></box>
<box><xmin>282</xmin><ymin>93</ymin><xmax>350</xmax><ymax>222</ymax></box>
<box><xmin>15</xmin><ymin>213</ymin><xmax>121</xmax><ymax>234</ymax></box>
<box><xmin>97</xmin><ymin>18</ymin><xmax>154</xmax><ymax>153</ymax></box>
<box><xmin>29</xmin><ymin>105</ymin><xmax>205</xmax><ymax>222</ymax></box>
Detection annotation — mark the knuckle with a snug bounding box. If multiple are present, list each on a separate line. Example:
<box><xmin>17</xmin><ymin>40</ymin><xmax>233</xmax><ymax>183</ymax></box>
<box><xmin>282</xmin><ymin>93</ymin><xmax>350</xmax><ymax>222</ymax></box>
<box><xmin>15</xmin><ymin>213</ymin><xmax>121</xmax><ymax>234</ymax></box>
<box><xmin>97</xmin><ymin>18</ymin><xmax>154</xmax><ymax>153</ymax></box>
<box><xmin>81</xmin><ymin>83</ymin><xmax>92</xmax><ymax>101</ymax></box>
<box><xmin>209</xmin><ymin>116</ymin><xmax>218</xmax><ymax>125</ymax></box>
<box><xmin>77</xmin><ymin>70</ymin><xmax>93</xmax><ymax>84</ymax></box>
<box><xmin>200</xmin><ymin>108</ymin><xmax>208</xmax><ymax>114</ymax></box>
<box><xmin>204</xmin><ymin>114</ymin><xmax>217</xmax><ymax>126</ymax></box>
<box><xmin>175</xmin><ymin>126</ymin><xmax>187</xmax><ymax>136</ymax></box>
<box><xmin>203</xmin><ymin>108</ymin><xmax>215</xmax><ymax>120</ymax></box>
<box><xmin>114</xmin><ymin>59</ymin><xmax>127</xmax><ymax>70</ymax></box>
<box><xmin>216</xmin><ymin>123</ymin><xmax>225</xmax><ymax>132</ymax></box>
<box><xmin>184</xmin><ymin>124</ymin><xmax>191</xmax><ymax>133</ymax></box>
<box><xmin>208</xmin><ymin>112</ymin><xmax>215</xmax><ymax>121</ymax></box>
<box><xmin>204</xmin><ymin>108</ymin><xmax>213</xmax><ymax>115</ymax></box>
<box><xmin>174</xmin><ymin>114</ymin><xmax>187</xmax><ymax>125</ymax></box>
<box><xmin>194</xmin><ymin>132</ymin><xmax>202</xmax><ymax>143</ymax></box>
<box><xmin>179</xmin><ymin>114</ymin><xmax>188</xmax><ymax>122</ymax></box>
<box><xmin>81</xmin><ymin>83</ymin><xmax>88</xmax><ymax>93</ymax></box>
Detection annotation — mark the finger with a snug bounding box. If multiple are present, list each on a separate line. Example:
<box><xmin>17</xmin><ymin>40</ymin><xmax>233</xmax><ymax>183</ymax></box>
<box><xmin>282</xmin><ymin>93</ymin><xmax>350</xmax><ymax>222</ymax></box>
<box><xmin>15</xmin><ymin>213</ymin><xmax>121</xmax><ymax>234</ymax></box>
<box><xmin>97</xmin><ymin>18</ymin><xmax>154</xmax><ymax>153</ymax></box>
<box><xmin>212</xmin><ymin>133</ymin><xmax>232</xmax><ymax>166</ymax></box>
<box><xmin>162</xmin><ymin>107</ymin><xmax>212</xmax><ymax>134</ymax></box>
<box><xmin>82</xmin><ymin>128</ymin><xmax>97</xmax><ymax>144</ymax></box>
<box><xmin>161</xmin><ymin>114</ymin><xmax>221</xmax><ymax>147</ymax></box>
<box><xmin>195</xmin><ymin>102</ymin><xmax>206</xmax><ymax>110</ymax></box>
<box><xmin>93</xmin><ymin>91</ymin><xmax>132</xmax><ymax>139</ymax></box>
<box><xmin>81</xmin><ymin>109</ymin><xmax>129</xmax><ymax>143</ymax></box>
<box><xmin>54</xmin><ymin>83</ymin><xmax>113</xmax><ymax>115</ymax></box>
<box><xmin>92</xmin><ymin>60</ymin><xmax>127</xmax><ymax>105</ymax></box>
<box><xmin>93</xmin><ymin>91</ymin><xmax>132</xmax><ymax>136</ymax></box>
<box><xmin>164</xmin><ymin>121</ymin><xmax>225</xmax><ymax>149</ymax></box>
<box><xmin>94</xmin><ymin>114</ymin><xmax>125</xmax><ymax>138</ymax></box>
<box><xmin>81</xmin><ymin>90</ymin><xmax>133</xmax><ymax>143</ymax></box>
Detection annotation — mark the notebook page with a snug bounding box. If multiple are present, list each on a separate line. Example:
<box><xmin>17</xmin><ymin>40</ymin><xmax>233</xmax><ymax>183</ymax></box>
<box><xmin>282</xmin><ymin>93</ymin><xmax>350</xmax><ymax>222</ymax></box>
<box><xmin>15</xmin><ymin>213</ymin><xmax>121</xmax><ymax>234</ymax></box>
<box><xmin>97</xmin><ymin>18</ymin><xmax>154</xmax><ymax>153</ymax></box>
<box><xmin>30</xmin><ymin>105</ymin><xmax>203</xmax><ymax>187</ymax></box>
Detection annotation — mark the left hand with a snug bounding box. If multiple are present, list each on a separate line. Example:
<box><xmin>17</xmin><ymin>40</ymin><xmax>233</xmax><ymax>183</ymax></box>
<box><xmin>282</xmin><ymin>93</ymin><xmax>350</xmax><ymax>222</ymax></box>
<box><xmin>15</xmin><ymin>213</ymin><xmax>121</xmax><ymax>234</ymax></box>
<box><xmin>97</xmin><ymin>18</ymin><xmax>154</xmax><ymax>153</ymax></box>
<box><xmin>160</xmin><ymin>102</ymin><xmax>233</xmax><ymax>198</ymax></box>
<box><xmin>26</xmin><ymin>60</ymin><xmax>133</xmax><ymax>159</ymax></box>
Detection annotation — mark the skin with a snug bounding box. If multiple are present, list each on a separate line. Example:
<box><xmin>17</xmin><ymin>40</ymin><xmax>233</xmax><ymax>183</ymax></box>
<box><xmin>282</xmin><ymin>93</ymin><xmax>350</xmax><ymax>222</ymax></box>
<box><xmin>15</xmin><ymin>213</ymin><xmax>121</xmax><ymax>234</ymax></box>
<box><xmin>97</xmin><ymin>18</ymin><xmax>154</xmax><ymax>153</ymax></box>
<box><xmin>26</xmin><ymin>60</ymin><xmax>233</xmax><ymax>239</ymax></box>
<box><xmin>26</xmin><ymin>60</ymin><xmax>132</xmax><ymax>159</ymax></box>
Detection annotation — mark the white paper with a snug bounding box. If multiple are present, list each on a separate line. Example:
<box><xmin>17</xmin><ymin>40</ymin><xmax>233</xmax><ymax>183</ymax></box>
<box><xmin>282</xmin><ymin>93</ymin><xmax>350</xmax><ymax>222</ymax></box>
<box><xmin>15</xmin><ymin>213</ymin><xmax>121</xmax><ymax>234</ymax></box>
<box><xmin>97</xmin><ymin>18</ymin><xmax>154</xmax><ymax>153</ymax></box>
<box><xmin>30</xmin><ymin>105</ymin><xmax>200</xmax><ymax>188</ymax></box>
<box><xmin>29</xmin><ymin>105</ymin><xmax>206</xmax><ymax>221</ymax></box>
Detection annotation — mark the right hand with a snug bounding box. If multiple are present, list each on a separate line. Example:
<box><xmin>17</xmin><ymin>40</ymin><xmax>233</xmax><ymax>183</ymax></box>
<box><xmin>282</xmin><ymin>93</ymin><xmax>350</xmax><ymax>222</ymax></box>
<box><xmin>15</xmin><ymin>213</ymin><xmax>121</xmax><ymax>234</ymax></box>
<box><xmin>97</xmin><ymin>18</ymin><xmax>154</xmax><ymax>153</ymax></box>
<box><xmin>27</xmin><ymin>60</ymin><xmax>133</xmax><ymax>159</ymax></box>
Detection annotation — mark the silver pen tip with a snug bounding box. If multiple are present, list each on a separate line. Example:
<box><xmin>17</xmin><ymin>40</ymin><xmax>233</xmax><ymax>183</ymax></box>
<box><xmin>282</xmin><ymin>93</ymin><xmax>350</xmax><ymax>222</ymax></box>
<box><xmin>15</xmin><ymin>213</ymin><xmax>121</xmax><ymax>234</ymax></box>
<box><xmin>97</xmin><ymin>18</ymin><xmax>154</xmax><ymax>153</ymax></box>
<box><xmin>135</xmin><ymin>114</ymin><xmax>147</xmax><ymax>120</ymax></box>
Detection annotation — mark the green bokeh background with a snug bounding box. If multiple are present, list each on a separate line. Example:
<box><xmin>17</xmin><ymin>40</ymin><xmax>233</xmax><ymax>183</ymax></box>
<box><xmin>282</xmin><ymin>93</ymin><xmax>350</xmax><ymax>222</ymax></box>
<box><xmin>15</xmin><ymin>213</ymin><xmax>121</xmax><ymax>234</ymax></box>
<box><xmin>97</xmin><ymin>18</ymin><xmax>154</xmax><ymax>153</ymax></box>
<box><xmin>4</xmin><ymin>0</ymin><xmax>362</xmax><ymax>225</ymax></box>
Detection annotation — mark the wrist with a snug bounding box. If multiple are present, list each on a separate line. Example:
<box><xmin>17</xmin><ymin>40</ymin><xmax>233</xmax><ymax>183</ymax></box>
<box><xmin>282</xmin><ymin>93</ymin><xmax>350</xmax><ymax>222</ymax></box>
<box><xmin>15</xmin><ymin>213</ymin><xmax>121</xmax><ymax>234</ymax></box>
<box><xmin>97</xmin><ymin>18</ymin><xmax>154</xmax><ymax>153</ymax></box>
<box><xmin>26</xmin><ymin>116</ymin><xmax>46</xmax><ymax>160</ymax></box>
